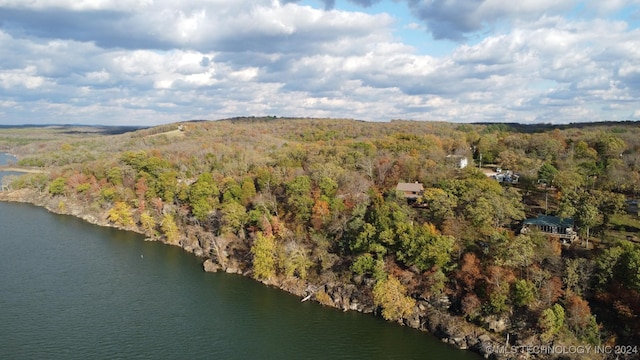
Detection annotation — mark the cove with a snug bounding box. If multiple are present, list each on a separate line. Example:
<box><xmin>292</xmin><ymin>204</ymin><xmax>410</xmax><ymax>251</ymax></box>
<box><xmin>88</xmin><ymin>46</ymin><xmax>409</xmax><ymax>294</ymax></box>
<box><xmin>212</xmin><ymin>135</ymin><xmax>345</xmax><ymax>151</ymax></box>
<box><xmin>0</xmin><ymin>201</ymin><xmax>479</xmax><ymax>359</ymax></box>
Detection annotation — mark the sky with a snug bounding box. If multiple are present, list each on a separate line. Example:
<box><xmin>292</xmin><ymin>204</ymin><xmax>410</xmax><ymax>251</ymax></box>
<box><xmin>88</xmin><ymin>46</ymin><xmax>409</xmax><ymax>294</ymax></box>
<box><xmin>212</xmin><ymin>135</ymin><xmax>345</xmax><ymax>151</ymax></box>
<box><xmin>1</xmin><ymin>0</ymin><xmax>640</xmax><ymax>126</ymax></box>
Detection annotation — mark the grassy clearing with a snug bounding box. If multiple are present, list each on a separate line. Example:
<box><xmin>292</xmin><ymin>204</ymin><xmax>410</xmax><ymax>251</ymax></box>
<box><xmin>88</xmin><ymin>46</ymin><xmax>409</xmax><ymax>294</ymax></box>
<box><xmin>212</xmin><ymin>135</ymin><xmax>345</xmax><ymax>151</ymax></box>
<box><xmin>610</xmin><ymin>213</ymin><xmax>640</xmax><ymax>232</ymax></box>
<box><xmin>606</xmin><ymin>213</ymin><xmax>640</xmax><ymax>243</ymax></box>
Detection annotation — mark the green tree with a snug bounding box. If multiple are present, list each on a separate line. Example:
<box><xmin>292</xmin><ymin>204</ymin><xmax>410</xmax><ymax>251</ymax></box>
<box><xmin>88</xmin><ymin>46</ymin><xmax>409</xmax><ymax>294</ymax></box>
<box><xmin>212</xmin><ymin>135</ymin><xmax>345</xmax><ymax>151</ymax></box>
<box><xmin>538</xmin><ymin>304</ymin><xmax>565</xmax><ymax>342</ymax></box>
<box><xmin>106</xmin><ymin>166</ymin><xmax>123</xmax><ymax>186</ymax></box>
<box><xmin>575</xmin><ymin>194</ymin><xmax>599</xmax><ymax>247</ymax></box>
<box><xmin>618</xmin><ymin>242</ymin><xmax>640</xmax><ymax>291</ymax></box>
<box><xmin>285</xmin><ymin>175</ymin><xmax>314</xmax><ymax>223</ymax></box>
<box><xmin>538</xmin><ymin>162</ymin><xmax>559</xmax><ymax>185</ymax></box>
<box><xmin>595</xmin><ymin>190</ymin><xmax>626</xmax><ymax>229</ymax></box>
<box><xmin>397</xmin><ymin>223</ymin><xmax>454</xmax><ymax>271</ymax></box>
<box><xmin>188</xmin><ymin>173</ymin><xmax>219</xmax><ymax>222</ymax></box>
<box><xmin>156</xmin><ymin>170</ymin><xmax>178</xmax><ymax>202</ymax></box>
<box><xmin>512</xmin><ymin>279</ymin><xmax>536</xmax><ymax>307</ymax></box>
<box><xmin>554</xmin><ymin>168</ymin><xmax>585</xmax><ymax>193</ymax></box>
<box><xmin>594</xmin><ymin>132</ymin><xmax>625</xmax><ymax>169</ymax></box>
<box><xmin>562</xmin><ymin>190</ymin><xmax>601</xmax><ymax>246</ymax></box>
<box><xmin>487</xmin><ymin>285</ymin><xmax>510</xmax><ymax>315</ymax></box>
<box><xmin>352</xmin><ymin>253</ymin><xmax>376</xmax><ymax>276</ymax></box>
<box><xmin>594</xmin><ymin>245</ymin><xmax>623</xmax><ymax>286</ymax></box>
<box><xmin>318</xmin><ymin>176</ymin><xmax>338</xmax><ymax>198</ymax></box>
<box><xmin>219</xmin><ymin>201</ymin><xmax>247</xmax><ymax>237</ymax></box>
<box><xmin>49</xmin><ymin>177</ymin><xmax>67</xmax><ymax>196</ymax></box>
<box><xmin>351</xmin><ymin>253</ymin><xmax>385</xmax><ymax>281</ymax></box>
<box><xmin>563</xmin><ymin>258</ymin><xmax>594</xmax><ymax>296</ymax></box>
<box><xmin>420</xmin><ymin>188</ymin><xmax>457</xmax><ymax>225</ymax></box>
<box><xmin>221</xmin><ymin>177</ymin><xmax>242</xmax><ymax>203</ymax></box>
<box><xmin>240</xmin><ymin>177</ymin><xmax>257</xmax><ymax>206</ymax></box>
<box><xmin>444</xmin><ymin>175</ymin><xmax>524</xmax><ymax>233</ymax></box>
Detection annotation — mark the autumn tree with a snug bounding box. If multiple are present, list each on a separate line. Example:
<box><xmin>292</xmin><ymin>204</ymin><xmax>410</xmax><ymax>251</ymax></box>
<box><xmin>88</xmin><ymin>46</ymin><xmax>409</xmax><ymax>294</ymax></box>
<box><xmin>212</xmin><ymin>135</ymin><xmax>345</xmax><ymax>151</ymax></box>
<box><xmin>310</xmin><ymin>196</ymin><xmax>330</xmax><ymax>231</ymax></box>
<box><xmin>280</xmin><ymin>241</ymin><xmax>313</xmax><ymax>280</ymax></box>
<box><xmin>496</xmin><ymin>149</ymin><xmax>521</xmax><ymax>171</ymax></box>
<box><xmin>251</xmin><ymin>232</ymin><xmax>277</xmax><ymax>281</ymax></box>
<box><xmin>539</xmin><ymin>276</ymin><xmax>564</xmax><ymax>306</ymax></box>
<box><xmin>373</xmin><ymin>274</ymin><xmax>416</xmax><ymax>322</ymax></box>
<box><xmin>565</xmin><ymin>293</ymin><xmax>600</xmax><ymax>344</ymax></box>
<box><xmin>139</xmin><ymin>211</ymin><xmax>156</xmax><ymax>235</ymax></box>
<box><xmin>461</xmin><ymin>293</ymin><xmax>482</xmax><ymax>318</ymax></box>
<box><xmin>108</xmin><ymin>201</ymin><xmax>135</xmax><ymax>227</ymax></box>
<box><xmin>161</xmin><ymin>213</ymin><xmax>180</xmax><ymax>245</ymax></box>
<box><xmin>455</xmin><ymin>252</ymin><xmax>483</xmax><ymax>292</ymax></box>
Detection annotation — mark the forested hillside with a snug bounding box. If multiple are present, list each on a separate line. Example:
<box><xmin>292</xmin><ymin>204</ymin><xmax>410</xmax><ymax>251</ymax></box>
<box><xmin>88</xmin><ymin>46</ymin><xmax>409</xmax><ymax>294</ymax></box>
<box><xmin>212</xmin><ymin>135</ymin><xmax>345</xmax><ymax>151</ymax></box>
<box><xmin>2</xmin><ymin>118</ymin><xmax>639</xmax><ymax>358</ymax></box>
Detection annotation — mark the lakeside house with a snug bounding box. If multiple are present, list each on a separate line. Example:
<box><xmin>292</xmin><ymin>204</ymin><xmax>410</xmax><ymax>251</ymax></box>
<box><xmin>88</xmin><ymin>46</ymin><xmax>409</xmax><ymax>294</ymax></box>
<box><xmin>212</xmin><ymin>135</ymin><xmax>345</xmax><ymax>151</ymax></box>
<box><xmin>521</xmin><ymin>215</ymin><xmax>578</xmax><ymax>243</ymax></box>
<box><xmin>396</xmin><ymin>182</ymin><xmax>424</xmax><ymax>201</ymax></box>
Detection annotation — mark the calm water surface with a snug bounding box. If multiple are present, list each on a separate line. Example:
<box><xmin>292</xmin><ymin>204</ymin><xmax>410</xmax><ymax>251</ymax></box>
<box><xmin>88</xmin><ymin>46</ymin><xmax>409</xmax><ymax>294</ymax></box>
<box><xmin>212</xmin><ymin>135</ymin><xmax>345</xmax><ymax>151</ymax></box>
<box><xmin>0</xmin><ymin>164</ymin><xmax>479</xmax><ymax>360</ymax></box>
<box><xmin>0</xmin><ymin>153</ymin><xmax>16</xmax><ymax>165</ymax></box>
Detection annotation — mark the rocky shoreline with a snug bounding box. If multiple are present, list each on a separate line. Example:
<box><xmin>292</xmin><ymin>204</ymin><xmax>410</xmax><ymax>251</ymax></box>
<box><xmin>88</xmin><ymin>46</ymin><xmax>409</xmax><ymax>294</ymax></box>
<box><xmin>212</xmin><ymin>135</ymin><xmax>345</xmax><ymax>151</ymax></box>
<box><xmin>0</xmin><ymin>188</ymin><xmax>563</xmax><ymax>360</ymax></box>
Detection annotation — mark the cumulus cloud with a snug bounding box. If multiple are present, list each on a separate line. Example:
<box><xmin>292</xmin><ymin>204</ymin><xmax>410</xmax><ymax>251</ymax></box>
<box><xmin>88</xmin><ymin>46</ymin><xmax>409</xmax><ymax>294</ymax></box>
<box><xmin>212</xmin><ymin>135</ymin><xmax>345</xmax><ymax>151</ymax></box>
<box><xmin>0</xmin><ymin>0</ymin><xmax>639</xmax><ymax>125</ymax></box>
<box><xmin>402</xmin><ymin>0</ymin><xmax>640</xmax><ymax>41</ymax></box>
<box><xmin>0</xmin><ymin>1</ymin><xmax>391</xmax><ymax>53</ymax></box>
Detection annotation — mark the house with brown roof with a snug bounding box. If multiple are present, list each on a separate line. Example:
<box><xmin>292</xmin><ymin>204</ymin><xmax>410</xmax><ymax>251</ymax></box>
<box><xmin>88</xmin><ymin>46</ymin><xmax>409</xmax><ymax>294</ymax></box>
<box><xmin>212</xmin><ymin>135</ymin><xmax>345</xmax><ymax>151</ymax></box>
<box><xmin>396</xmin><ymin>182</ymin><xmax>424</xmax><ymax>200</ymax></box>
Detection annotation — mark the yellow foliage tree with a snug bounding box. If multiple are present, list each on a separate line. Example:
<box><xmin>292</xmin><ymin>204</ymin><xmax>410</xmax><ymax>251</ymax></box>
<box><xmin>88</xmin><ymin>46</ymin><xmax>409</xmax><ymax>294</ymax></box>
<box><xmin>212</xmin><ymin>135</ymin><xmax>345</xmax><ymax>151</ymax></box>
<box><xmin>161</xmin><ymin>213</ymin><xmax>179</xmax><ymax>245</ymax></box>
<box><xmin>251</xmin><ymin>232</ymin><xmax>276</xmax><ymax>280</ymax></box>
<box><xmin>373</xmin><ymin>275</ymin><xmax>416</xmax><ymax>322</ymax></box>
<box><xmin>108</xmin><ymin>201</ymin><xmax>134</xmax><ymax>227</ymax></box>
<box><xmin>139</xmin><ymin>211</ymin><xmax>156</xmax><ymax>235</ymax></box>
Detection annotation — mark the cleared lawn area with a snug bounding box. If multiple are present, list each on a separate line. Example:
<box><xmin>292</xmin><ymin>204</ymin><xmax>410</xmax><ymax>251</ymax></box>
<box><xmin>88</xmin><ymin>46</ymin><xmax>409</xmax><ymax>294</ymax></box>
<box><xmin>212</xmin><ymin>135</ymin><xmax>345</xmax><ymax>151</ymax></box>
<box><xmin>607</xmin><ymin>213</ymin><xmax>640</xmax><ymax>243</ymax></box>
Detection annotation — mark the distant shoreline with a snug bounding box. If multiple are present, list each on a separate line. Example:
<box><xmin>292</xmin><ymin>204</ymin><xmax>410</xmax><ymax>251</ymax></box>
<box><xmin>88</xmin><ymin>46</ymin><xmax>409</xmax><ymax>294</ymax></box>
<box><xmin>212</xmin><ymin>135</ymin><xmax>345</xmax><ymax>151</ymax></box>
<box><xmin>0</xmin><ymin>166</ymin><xmax>45</xmax><ymax>174</ymax></box>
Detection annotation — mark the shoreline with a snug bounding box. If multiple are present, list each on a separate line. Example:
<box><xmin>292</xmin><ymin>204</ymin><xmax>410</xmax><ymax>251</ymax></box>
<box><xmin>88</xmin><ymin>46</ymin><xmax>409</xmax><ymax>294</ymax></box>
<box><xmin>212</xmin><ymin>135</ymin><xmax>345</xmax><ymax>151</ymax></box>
<box><xmin>0</xmin><ymin>189</ymin><xmax>530</xmax><ymax>360</ymax></box>
<box><xmin>0</xmin><ymin>166</ymin><xmax>46</xmax><ymax>174</ymax></box>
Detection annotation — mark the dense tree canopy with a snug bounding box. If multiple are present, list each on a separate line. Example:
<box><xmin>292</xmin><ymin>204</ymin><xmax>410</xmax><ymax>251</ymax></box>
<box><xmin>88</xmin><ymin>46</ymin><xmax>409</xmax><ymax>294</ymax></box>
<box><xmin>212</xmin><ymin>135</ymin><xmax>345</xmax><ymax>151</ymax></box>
<box><xmin>5</xmin><ymin>118</ymin><xmax>640</xmax><ymax>349</ymax></box>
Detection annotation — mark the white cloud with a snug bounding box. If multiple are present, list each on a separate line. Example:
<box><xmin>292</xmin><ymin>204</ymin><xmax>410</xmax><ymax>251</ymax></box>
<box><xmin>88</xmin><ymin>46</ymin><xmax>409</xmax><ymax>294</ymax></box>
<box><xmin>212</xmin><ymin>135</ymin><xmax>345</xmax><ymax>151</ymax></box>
<box><xmin>0</xmin><ymin>0</ymin><xmax>639</xmax><ymax>125</ymax></box>
<box><xmin>0</xmin><ymin>66</ymin><xmax>47</xmax><ymax>89</ymax></box>
<box><xmin>0</xmin><ymin>0</ymin><xmax>153</xmax><ymax>11</ymax></box>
